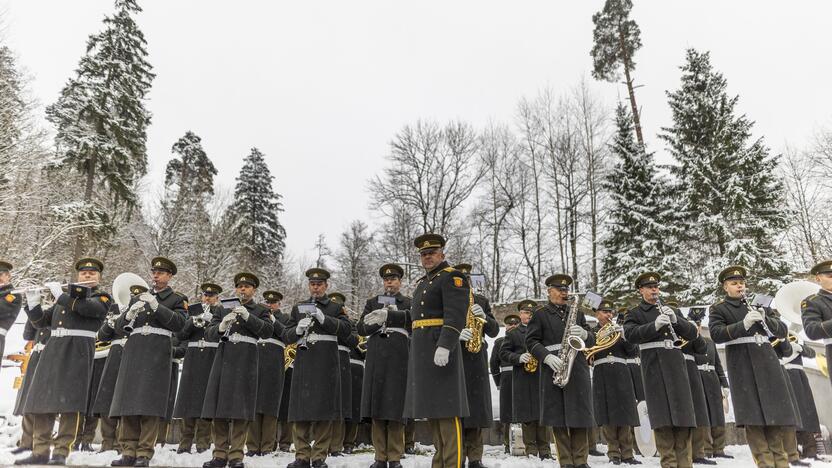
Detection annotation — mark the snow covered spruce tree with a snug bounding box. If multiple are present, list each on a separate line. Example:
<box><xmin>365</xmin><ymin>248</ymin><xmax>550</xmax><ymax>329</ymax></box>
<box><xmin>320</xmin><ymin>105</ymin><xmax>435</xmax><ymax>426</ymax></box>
<box><xmin>600</xmin><ymin>104</ymin><xmax>681</xmax><ymax>303</ymax></box>
<box><xmin>660</xmin><ymin>49</ymin><xmax>790</xmax><ymax>301</ymax></box>
<box><xmin>45</xmin><ymin>0</ymin><xmax>154</xmax><ymax>262</ymax></box>
<box><xmin>156</xmin><ymin>131</ymin><xmax>218</xmax><ymax>288</ymax></box>
<box><xmin>230</xmin><ymin>148</ymin><xmax>286</xmax><ymax>280</ymax></box>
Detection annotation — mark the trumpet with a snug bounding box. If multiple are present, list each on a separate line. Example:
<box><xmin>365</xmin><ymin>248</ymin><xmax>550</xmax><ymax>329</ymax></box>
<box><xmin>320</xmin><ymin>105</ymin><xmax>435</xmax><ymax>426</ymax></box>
<box><xmin>11</xmin><ymin>280</ymin><xmax>97</xmax><ymax>295</ymax></box>
<box><xmin>654</xmin><ymin>293</ymin><xmax>683</xmax><ymax>348</ymax></box>
<box><xmin>192</xmin><ymin>304</ymin><xmax>211</xmax><ymax>328</ymax></box>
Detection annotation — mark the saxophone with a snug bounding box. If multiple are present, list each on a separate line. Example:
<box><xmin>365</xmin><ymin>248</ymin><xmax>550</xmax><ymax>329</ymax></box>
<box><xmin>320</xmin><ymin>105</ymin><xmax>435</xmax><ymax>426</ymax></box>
<box><xmin>465</xmin><ymin>288</ymin><xmax>486</xmax><ymax>353</ymax></box>
<box><xmin>552</xmin><ymin>294</ymin><xmax>586</xmax><ymax>387</ymax></box>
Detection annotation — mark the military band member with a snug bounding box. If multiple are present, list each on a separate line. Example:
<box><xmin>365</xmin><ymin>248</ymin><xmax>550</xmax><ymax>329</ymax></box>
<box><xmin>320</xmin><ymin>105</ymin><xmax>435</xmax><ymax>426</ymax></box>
<box><xmin>772</xmin><ymin>338</ymin><xmax>809</xmax><ymax>467</ymax></box>
<box><xmin>0</xmin><ymin>260</ymin><xmax>23</xmax><ymax>371</ymax></box>
<box><xmin>689</xmin><ymin>312</ymin><xmax>731</xmax><ymax>460</ymax></box>
<box><xmin>358</xmin><ymin>263</ymin><xmax>412</xmax><ymax>468</ymax></box>
<box><xmin>677</xmin><ymin>316</ymin><xmax>715</xmax><ymax>466</ymax></box>
<box><xmin>78</xmin><ymin>337</ymin><xmax>110</xmax><ymax>451</ymax></box>
<box><xmin>283</xmin><ymin>268</ymin><xmax>352</xmax><ymax>468</ymax></box>
<box><xmin>12</xmin><ymin>318</ymin><xmax>49</xmax><ymax>456</ymax></box>
<box><xmin>109</xmin><ymin>257</ymin><xmax>187</xmax><ymax>467</ymax></box>
<box><xmin>174</xmin><ymin>282</ymin><xmax>222</xmax><ymax>454</ymax></box>
<box><xmin>622</xmin><ymin>272</ymin><xmax>698</xmax><ymax>468</ymax></box>
<box><xmin>526</xmin><ymin>274</ymin><xmax>595</xmax><ymax>468</ymax></box>
<box><xmin>403</xmin><ymin>234</ymin><xmax>470</xmax><ymax>468</ymax></box>
<box><xmin>500</xmin><ymin>300</ymin><xmax>551</xmax><ymax>459</ymax></box>
<box><xmin>708</xmin><ymin>266</ymin><xmax>795</xmax><ymax>468</ymax></box>
<box><xmin>16</xmin><ymin>258</ymin><xmax>110</xmax><ymax>466</ymax></box>
<box><xmin>590</xmin><ymin>298</ymin><xmax>641</xmax><ymax>466</ymax></box>
<box><xmin>490</xmin><ymin>314</ymin><xmax>520</xmax><ymax>454</ymax></box>
<box><xmin>270</xmin><ymin>291</ymin><xmax>294</xmax><ymax>453</ymax></box>
<box><xmin>201</xmin><ymin>273</ymin><xmax>273</xmax><ymax>468</ymax></box>
<box><xmin>328</xmin><ymin>292</ymin><xmax>355</xmax><ymax>457</ymax></box>
<box><xmin>344</xmin><ymin>338</ymin><xmax>365</xmax><ymax>454</ymax></box>
<box><xmin>801</xmin><ymin>259</ymin><xmax>832</xmax><ymax>388</ymax></box>
<box><xmin>93</xmin><ymin>288</ymin><xmax>138</xmax><ymax>453</ymax></box>
<box><xmin>779</xmin><ymin>336</ymin><xmax>822</xmax><ymax>460</ymax></box>
<box><xmin>453</xmin><ymin>263</ymin><xmax>499</xmax><ymax>468</ymax></box>
<box><xmin>620</xmin><ymin>307</ymin><xmax>645</xmax><ymax>404</ymax></box>
<box><xmin>246</xmin><ymin>289</ymin><xmax>288</xmax><ymax>456</ymax></box>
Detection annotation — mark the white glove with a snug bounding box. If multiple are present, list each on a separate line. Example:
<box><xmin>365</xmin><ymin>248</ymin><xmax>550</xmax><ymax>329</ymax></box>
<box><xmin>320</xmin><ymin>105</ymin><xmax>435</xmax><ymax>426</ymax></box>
<box><xmin>721</xmin><ymin>387</ymin><xmax>730</xmax><ymax>399</ymax></box>
<box><xmin>792</xmin><ymin>342</ymin><xmax>803</xmax><ymax>354</ymax></box>
<box><xmin>233</xmin><ymin>306</ymin><xmax>250</xmax><ymax>321</ymax></box>
<box><xmin>218</xmin><ymin>313</ymin><xmax>236</xmax><ymax>332</ymax></box>
<box><xmin>364</xmin><ymin>309</ymin><xmax>388</xmax><ymax>326</ymax></box>
<box><xmin>44</xmin><ymin>281</ymin><xmax>62</xmax><ymax>299</ymax></box>
<box><xmin>459</xmin><ymin>328</ymin><xmax>474</xmax><ymax>342</ymax></box>
<box><xmin>312</xmin><ymin>307</ymin><xmax>325</xmax><ymax>324</ymax></box>
<box><xmin>743</xmin><ymin>310</ymin><xmax>764</xmax><ymax>330</ymax></box>
<box><xmin>654</xmin><ymin>313</ymin><xmax>672</xmax><ymax>331</ymax></box>
<box><xmin>25</xmin><ymin>289</ymin><xmax>41</xmax><ymax>306</ymax></box>
<box><xmin>544</xmin><ymin>354</ymin><xmax>563</xmax><ymax>372</ymax></box>
<box><xmin>296</xmin><ymin>317</ymin><xmax>313</xmax><ymax>334</ymax></box>
<box><xmin>569</xmin><ymin>325</ymin><xmax>588</xmax><ymax>340</ymax></box>
<box><xmin>434</xmin><ymin>347</ymin><xmax>450</xmax><ymax>366</ymax></box>
<box><xmin>125</xmin><ymin>301</ymin><xmax>146</xmax><ymax>321</ymax></box>
<box><xmin>200</xmin><ymin>311</ymin><xmax>213</xmax><ymax>322</ymax></box>
<box><xmin>519</xmin><ymin>352</ymin><xmax>532</xmax><ymax>364</ymax></box>
<box><xmin>139</xmin><ymin>293</ymin><xmax>159</xmax><ymax>311</ymax></box>
<box><xmin>661</xmin><ymin>306</ymin><xmax>677</xmax><ymax>322</ymax></box>
<box><xmin>472</xmin><ymin>303</ymin><xmax>485</xmax><ymax>318</ymax></box>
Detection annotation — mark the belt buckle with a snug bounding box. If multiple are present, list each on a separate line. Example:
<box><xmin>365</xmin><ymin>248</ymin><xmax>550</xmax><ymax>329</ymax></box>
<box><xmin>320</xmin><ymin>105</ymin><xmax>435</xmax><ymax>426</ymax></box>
<box><xmin>664</xmin><ymin>340</ymin><xmax>673</xmax><ymax>349</ymax></box>
<box><xmin>198</xmin><ymin>339</ymin><xmax>205</xmax><ymax>349</ymax></box>
<box><xmin>231</xmin><ymin>333</ymin><xmax>240</xmax><ymax>344</ymax></box>
<box><xmin>141</xmin><ymin>325</ymin><xmax>150</xmax><ymax>336</ymax></box>
<box><xmin>754</xmin><ymin>334</ymin><xmax>764</xmax><ymax>345</ymax></box>
<box><xmin>308</xmin><ymin>334</ymin><xmax>317</xmax><ymax>344</ymax></box>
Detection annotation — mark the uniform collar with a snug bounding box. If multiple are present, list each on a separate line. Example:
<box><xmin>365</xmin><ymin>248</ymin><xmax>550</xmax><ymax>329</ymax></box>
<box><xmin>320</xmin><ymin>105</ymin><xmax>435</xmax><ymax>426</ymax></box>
<box><xmin>153</xmin><ymin>286</ymin><xmax>172</xmax><ymax>299</ymax></box>
<box><xmin>639</xmin><ymin>300</ymin><xmax>656</xmax><ymax>311</ymax></box>
<box><xmin>426</xmin><ymin>261</ymin><xmax>450</xmax><ymax>279</ymax></box>
<box><xmin>310</xmin><ymin>295</ymin><xmax>330</xmax><ymax>306</ymax></box>
<box><xmin>820</xmin><ymin>289</ymin><xmax>832</xmax><ymax>298</ymax></box>
<box><xmin>0</xmin><ymin>283</ymin><xmax>11</xmax><ymax>293</ymax></box>
<box><xmin>725</xmin><ymin>296</ymin><xmax>743</xmax><ymax>306</ymax></box>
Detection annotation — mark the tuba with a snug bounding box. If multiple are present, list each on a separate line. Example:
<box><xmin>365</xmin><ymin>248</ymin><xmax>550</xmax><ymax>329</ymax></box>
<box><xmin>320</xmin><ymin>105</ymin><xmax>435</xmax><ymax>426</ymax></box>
<box><xmin>465</xmin><ymin>288</ymin><xmax>486</xmax><ymax>353</ymax></box>
<box><xmin>774</xmin><ymin>280</ymin><xmax>821</xmax><ymax>331</ymax></box>
<box><xmin>553</xmin><ymin>293</ymin><xmax>587</xmax><ymax>387</ymax></box>
<box><xmin>583</xmin><ymin>321</ymin><xmax>623</xmax><ymax>364</ymax></box>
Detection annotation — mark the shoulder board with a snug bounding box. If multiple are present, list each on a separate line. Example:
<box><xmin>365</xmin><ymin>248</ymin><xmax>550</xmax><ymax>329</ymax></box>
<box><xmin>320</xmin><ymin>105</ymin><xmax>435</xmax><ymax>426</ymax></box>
<box><xmin>443</xmin><ymin>266</ymin><xmax>456</xmax><ymax>273</ymax></box>
<box><xmin>532</xmin><ymin>305</ymin><xmax>545</xmax><ymax>313</ymax></box>
<box><xmin>712</xmin><ymin>299</ymin><xmax>724</xmax><ymax>306</ymax></box>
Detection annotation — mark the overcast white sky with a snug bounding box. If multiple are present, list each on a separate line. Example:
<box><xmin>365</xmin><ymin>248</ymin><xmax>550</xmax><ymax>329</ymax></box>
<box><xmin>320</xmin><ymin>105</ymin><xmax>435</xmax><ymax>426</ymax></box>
<box><xmin>2</xmin><ymin>1</ymin><xmax>830</xmax><ymax>260</ymax></box>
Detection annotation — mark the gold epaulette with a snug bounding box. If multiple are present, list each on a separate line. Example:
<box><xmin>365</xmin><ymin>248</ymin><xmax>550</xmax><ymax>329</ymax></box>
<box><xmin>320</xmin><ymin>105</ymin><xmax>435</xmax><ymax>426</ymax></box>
<box><xmin>443</xmin><ymin>267</ymin><xmax>456</xmax><ymax>273</ymax></box>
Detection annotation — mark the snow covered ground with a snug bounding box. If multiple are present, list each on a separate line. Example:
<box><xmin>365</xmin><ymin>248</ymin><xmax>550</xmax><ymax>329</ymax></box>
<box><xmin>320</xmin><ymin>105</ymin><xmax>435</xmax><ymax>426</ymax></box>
<box><xmin>1</xmin><ymin>441</ymin><xmax>829</xmax><ymax>468</ymax></box>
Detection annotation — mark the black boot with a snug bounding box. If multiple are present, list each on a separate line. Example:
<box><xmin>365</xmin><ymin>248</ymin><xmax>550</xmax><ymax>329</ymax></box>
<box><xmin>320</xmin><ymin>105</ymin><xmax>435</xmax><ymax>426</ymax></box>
<box><xmin>203</xmin><ymin>458</ymin><xmax>228</xmax><ymax>468</ymax></box>
<box><xmin>228</xmin><ymin>460</ymin><xmax>245</xmax><ymax>468</ymax></box>
<box><xmin>110</xmin><ymin>455</ymin><xmax>136</xmax><ymax>466</ymax></box>
<box><xmin>11</xmin><ymin>447</ymin><xmax>30</xmax><ymax>455</ymax></box>
<box><xmin>287</xmin><ymin>460</ymin><xmax>311</xmax><ymax>468</ymax></box>
<box><xmin>46</xmin><ymin>455</ymin><xmax>66</xmax><ymax>465</ymax></box>
<box><xmin>245</xmin><ymin>451</ymin><xmax>258</xmax><ymax>457</ymax></box>
<box><xmin>80</xmin><ymin>443</ymin><xmax>94</xmax><ymax>452</ymax></box>
<box><xmin>692</xmin><ymin>457</ymin><xmax>717</xmax><ymax>465</ymax></box>
<box><xmin>790</xmin><ymin>461</ymin><xmax>811</xmax><ymax>467</ymax></box>
<box><xmin>712</xmin><ymin>453</ymin><xmax>734</xmax><ymax>459</ymax></box>
<box><xmin>588</xmin><ymin>448</ymin><xmax>604</xmax><ymax>456</ymax></box>
<box><xmin>622</xmin><ymin>458</ymin><xmax>642</xmax><ymax>465</ymax></box>
<box><xmin>343</xmin><ymin>446</ymin><xmax>353</xmax><ymax>454</ymax></box>
<box><xmin>177</xmin><ymin>447</ymin><xmax>191</xmax><ymax>454</ymax></box>
<box><xmin>133</xmin><ymin>457</ymin><xmax>150</xmax><ymax>467</ymax></box>
<box><xmin>388</xmin><ymin>462</ymin><xmax>403</xmax><ymax>468</ymax></box>
<box><xmin>404</xmin><ymin>447</ymin><xmax>416</xmax><ymax>455</ymax></box>
<box><xmin>329</xmin><ymin>451</ymin><xmax>343</xmax><ymax>457</ymax></box>
<box><xmin>369</xmin><ymin>462</ymin><xmax>387</xmax><ymax>468</ymax></box>
<box><xmin>469</xmin><ymin>461</ymin><xmax>488</xmax><ymax>468</ymax></box>
<box><xmin>15</xmin><ymin>454</ymin><xmax>50</xmax><ymax>465</ymax></box>
<box><xmin>311</xmin><ymin>461</ymin><xmax>328</xmax><ymax>468</ymax></box>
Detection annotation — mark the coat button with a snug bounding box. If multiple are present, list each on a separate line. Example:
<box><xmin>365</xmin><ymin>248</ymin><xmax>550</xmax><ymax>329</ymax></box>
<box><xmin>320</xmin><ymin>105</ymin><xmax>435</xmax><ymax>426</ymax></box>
<box><xmin>61</xmin><ymin>311</ymin><xmax>65</xmax><ymax>315</ymax></box>
<box><xmin>58</xmin><ymin>321</ymin><xmax>63</xmax><ymax>325</ymax></box>
<box><xmin>421</xmin><ymin>301</ymin><xmax>424</xmax><ymax>305</ymax></box>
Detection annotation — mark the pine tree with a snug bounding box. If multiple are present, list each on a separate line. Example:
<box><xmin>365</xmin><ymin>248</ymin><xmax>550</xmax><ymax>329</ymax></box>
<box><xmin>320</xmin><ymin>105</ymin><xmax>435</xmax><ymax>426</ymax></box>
<box><xmin>600</xmin><ymin>104</ymin><xmax>680</xmax><ymax>303</ymax></box>
<box><xmin>45</xmin><ymin>0</ymin><xmax>154</xmax><ymax>261</ymax></box>
<box><xmin>591</xmin><ymin>0</ymin><xmax>645</xmax><ymax>147</ymax></box>
<box><xmin>230</xmin><ymin>148</ymin><xmax>286</xmax><ymax>279</ymax></box>
<box><xmin>0</xmin><ymin>46</ymin><xmax>25</xmax><ymax>188</ymax></box>
<box><xmin>660</xmin><ymin>49</ymin><xmax>790</xmax><ymax>301</ymax></box>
